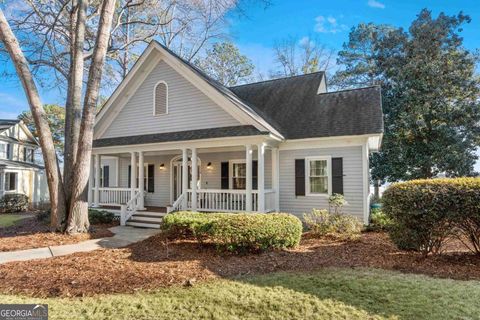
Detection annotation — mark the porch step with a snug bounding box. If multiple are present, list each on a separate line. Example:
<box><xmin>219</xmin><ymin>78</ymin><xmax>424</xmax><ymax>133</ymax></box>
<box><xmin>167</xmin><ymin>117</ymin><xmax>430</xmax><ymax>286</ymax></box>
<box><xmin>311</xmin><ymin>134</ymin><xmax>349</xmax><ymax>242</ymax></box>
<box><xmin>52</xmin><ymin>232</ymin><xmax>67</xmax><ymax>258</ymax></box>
<box><xmin>126</xmin><ymin>221</ymin><xmax>161</xmax><ymax>229</ymax></box>
<box><xmin>130</xmin><ymin>215</ymin><xmax>163</xmax><ymax>223</ymax></box>
<box><xmin>134</xmin><ymin>211</ymin><xmax>167</xmax><ymax>217</ymax></box>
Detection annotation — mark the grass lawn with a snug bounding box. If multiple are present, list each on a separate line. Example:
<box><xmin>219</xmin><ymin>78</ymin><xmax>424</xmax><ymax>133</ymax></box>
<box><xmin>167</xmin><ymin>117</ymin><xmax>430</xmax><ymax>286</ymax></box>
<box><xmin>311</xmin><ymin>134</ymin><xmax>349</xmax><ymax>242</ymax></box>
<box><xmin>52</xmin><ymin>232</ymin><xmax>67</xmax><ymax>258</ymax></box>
<box><xmin>0</xmin><ymin>214</ymin><xmax>29</xmax><ymax>228</ymax></box>
<box><xmin>1</xmin><ymin>268</ymin><xmax>478</xmax><ymax>320</ymax></box>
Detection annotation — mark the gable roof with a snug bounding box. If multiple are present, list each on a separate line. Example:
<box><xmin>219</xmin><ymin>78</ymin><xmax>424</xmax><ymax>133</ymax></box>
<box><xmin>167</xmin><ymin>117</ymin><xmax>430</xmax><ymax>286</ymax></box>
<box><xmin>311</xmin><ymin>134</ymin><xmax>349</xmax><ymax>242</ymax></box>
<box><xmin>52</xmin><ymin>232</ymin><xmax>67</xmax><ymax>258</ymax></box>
<box><xmin>94</xmin><ymin>41</ymin><xmax>284</xmax><ymax>140</ymax></box>
<box><xmin>230</xmin><ymin>76</ymin><xmax>384</xmax><ymax>139</ymax></box>
<box><xmin>93</xmin><ymin>40</ymin><xmax>383</xmax><ymax>147</ymax></box>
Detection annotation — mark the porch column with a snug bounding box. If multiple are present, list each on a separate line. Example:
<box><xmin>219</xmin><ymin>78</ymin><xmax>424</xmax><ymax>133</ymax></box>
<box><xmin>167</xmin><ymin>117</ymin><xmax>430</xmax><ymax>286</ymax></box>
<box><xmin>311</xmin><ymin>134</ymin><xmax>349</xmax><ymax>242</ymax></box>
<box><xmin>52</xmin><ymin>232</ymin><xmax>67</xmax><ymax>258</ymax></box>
<box><xmin>130</xmin><ymin>151</ymin><xmax>137</xmax><ymax>203</ymax></box>
<box><xmin>182</xmin><ymin>148</ymin><xmax>188</xmax><ymax>209</ymax></box>
<box><xmin>88</xmin><ymin>155</ymin><xmax>94</xmax><ymax>205</ymax></box>
<box><xmin>245</xmin><ymin>144</ymin><xmax>253</xmax><ymax>211</ymax></box>
<box><xmin>257</xmin><ymin>143</ymin><xmax>265</xmax><ymax>212</ymax></box>
<box><xmin>191</xmin><ymin>147</ymin><xmax>198</xmax><ymax>211</ymax></box>
<box><xmin>138</xmin><ymin>151</ymin><xmax>145</xmax><ymax>210</ymax></box>
<box><xmin>272</xmin><ymin>147</ymin><xmax>280</xmax><ymax>212</ymax></box>
<box><xmin>93</xmin><ymin>154</ymin><xmax>101</xmax><ymax>207</ymax></box>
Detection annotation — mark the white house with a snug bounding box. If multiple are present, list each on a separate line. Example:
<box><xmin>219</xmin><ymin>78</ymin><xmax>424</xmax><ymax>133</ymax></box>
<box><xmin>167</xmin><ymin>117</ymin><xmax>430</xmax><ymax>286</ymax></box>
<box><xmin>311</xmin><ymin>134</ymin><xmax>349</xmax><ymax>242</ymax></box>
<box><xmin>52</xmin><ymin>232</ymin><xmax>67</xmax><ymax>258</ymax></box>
<box><xmin>90</xmin><ymin>41</ymin><xmax>383</xmax><ymax>228</ymax></box>
<box><xmin>0</xmin><ymin>119</ymin><xmax>49</xmax><ymax>206</ymax></box>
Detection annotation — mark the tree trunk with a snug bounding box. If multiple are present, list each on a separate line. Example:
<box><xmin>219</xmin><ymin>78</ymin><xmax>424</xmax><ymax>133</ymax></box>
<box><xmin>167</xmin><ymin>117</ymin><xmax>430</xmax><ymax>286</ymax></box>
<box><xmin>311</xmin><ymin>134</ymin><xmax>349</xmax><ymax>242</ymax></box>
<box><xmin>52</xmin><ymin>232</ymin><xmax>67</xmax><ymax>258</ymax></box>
<box><xmin>66</xmin><ymin>0</ymin><xmax>117</xmax><ymax>234</ymax></box>
<box><xmin>0</xmin><ymin>9</ymin><xmax>66</xmax><ymax>229</ymax></box>
<box><xmin>64</xmin><ymin>0</ymin><xmax>87</xmax><ymax>217</ymax></box>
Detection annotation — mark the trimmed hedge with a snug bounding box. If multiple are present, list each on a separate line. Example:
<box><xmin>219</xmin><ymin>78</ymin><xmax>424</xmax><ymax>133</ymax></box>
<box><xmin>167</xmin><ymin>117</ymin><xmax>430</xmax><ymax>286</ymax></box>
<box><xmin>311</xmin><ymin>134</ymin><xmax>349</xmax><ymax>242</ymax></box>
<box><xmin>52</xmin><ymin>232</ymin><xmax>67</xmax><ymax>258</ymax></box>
<box><xmin>88</xmin><ymin>209</ymin><xmax>115</xmax><ymax>224</ymax></box>
<box><xmin>0</xmin><ymin>193</ymin><xmax>29</xmax><ymax>213</ymax></box>
<box><xmin>162</xmin><ymin>211</ymin><xmax>302</xmax><ymax>253</ymax></box>
<box><xmin>383</xmin><ymin>177</ymin><xmax>480</xmax><ymax>255</ymax></box>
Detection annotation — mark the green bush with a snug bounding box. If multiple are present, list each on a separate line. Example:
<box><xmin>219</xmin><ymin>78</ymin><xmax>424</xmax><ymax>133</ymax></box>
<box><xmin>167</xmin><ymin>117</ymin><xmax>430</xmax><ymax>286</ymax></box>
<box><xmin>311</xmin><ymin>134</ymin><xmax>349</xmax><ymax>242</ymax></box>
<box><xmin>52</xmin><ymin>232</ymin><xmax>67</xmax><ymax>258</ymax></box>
<box><xmin>162</xmin><ymin>211</ymin><xmax>302</xmax><ymax>253</ymax></box>
<box><xmin>368</xmin><ymin>208</ymin><xmax>392</xmax><ymax>231</ymax></box>
<box><xmin>382</xmin><ymin>177</ymin><xmax>480</xmax><ymax>255</ymax></box>
<box><xmin>0</xmin><ymin>193</ymin><xmax>29</xmax><ymax>213</ymax></box>
<box><xmin>88</xmin><ymin>209</ymin><xmax>115</xmax><ymax>224</ymax></box>
<box><xmin>303</xmin><ymin>208</ymin><xmax>362</xmax><ymax>240</ymax></box>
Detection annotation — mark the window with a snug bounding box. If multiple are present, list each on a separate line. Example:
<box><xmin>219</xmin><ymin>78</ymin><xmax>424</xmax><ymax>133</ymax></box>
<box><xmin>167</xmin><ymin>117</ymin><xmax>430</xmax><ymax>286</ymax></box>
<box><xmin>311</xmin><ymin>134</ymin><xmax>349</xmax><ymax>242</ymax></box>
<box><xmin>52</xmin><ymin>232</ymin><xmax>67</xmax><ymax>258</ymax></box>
<box><xmin>0</xmin><ymin>143</ymin><xmax>6</xmax><ymax>159</ymax></box>
<box><xmin>128</xmin><ymin>164</ymin><xmax>154</xmax><ymax>192</ymax></box>
<box><xmin>306</xmin><ymin>157</ymin><xmax>331</xmax><ymax>195</ymax></box>
<box><xmin>0</xmin><ymin>143</ymin><xmax>11</xmax><ymax>160</ymax></box>
<box><xmin>23</xmin><ymin>147</ymin><xmax>34</xmax><ymax>163</ymax></box>
<box><xmin>100</xmin><ymin>165</ymin><xmax>110</xmax><ymax>187</ymax></box>
<box><xmin>4</xmin><ymin>172</ymin><xmax>17</xmax><ymax>191</ymax></box>
<box><xmin>153</xmin><ymin>81</ymin><xmax>168</xmax><ymax>115</ymax></box>
<box><xmin>229</xmin><ymin>160</ymin><xmax>258</xmax><ymax>190</ymax></box>
<box><xmin>232</xmin><ymin>162</ymin><xmax>246</xmax><ymax>189</ymax></box>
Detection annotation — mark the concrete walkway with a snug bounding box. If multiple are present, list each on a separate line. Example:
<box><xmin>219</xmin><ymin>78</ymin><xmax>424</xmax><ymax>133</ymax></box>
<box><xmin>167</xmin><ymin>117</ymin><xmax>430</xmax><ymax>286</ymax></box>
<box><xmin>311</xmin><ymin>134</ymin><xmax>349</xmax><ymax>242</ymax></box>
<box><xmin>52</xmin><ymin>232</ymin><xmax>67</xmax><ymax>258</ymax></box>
<box><xmin>0</xmin><ymin>226</ymin><xmax>160</xmax><ymax>264</ymax></box>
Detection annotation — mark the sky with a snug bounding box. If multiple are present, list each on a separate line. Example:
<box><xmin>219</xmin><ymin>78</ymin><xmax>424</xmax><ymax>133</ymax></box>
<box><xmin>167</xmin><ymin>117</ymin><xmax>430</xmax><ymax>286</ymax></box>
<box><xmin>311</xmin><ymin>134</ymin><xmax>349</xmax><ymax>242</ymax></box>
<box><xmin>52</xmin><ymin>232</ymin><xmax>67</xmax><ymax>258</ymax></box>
<box><xmin>0</xmin><ymin>0</ymin><xmax>479</xmax><ymax>169</ymax></box>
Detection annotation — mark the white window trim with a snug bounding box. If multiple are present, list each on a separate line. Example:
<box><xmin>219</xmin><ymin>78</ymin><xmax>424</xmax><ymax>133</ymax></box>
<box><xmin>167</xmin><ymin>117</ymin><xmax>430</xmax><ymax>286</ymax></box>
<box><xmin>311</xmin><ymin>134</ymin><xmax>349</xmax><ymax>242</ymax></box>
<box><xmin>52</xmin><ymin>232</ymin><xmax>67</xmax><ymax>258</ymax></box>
<box><xmin>23</xmin><ymin>146</ymin><xmax>35</xmax><ymax>163</ymax></box>
<box><xmin>0</xmin><ymin>142</ymin><xmax>7</xmax><ymax>160</ymax></box>
<box><xmin>153</xmin><ymin>80</ymin><xmax>169</xmax><ymax>116</ymax></box>
<box><xmin>229</xmin><ymin>159</ymin><xmax>246</xmax><ymax>190</ymax></box>
<box><xmin>4</xmin><ymin>171</ymin><xmax>18</xmax><ymax>191</ymax></box>
<box><xmin>305</xmin><ymin>156</ymin><xmax>332</xmax><ymax>197</ymax></box>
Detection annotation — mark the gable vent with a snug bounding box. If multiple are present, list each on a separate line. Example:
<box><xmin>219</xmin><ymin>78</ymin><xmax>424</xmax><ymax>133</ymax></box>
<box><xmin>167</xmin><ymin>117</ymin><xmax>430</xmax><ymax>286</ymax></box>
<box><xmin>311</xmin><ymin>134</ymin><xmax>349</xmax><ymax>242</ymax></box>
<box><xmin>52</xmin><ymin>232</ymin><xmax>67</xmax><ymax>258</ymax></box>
<box><xmin>154</xmin><ymin>81</ymin><xmax>168</xmax><ymax>115</ymax></box>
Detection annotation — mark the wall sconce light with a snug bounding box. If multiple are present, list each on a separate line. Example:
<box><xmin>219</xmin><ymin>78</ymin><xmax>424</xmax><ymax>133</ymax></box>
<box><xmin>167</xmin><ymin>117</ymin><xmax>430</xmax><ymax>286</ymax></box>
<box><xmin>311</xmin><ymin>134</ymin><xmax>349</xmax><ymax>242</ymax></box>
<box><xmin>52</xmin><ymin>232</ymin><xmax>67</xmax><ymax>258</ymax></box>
<box><xmin>159</xmin><ymin>163</ymin><xmax>165</xmax><ymax>170</ymax></box>
<box><xmin>207</xmin><ymin>162</ymin><xmax>212</xmax><ymax>169</ymax></box>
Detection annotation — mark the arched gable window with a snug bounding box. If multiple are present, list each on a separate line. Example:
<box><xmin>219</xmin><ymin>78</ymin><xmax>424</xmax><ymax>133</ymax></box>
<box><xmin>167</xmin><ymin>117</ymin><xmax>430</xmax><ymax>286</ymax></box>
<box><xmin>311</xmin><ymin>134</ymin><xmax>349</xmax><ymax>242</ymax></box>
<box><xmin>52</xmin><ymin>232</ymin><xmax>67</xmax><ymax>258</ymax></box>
<box><xmin>153</xmin><ymin>81</ymin><xmax>168</xmax><ymax>115</ymax></box>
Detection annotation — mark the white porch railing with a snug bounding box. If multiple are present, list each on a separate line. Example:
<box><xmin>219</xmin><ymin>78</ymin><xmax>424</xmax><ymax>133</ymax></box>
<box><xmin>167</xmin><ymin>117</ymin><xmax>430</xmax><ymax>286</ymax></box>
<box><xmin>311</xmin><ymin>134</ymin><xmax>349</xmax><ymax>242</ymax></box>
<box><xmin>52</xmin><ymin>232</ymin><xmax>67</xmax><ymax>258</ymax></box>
<box><xmin>120</xmin><ymin>189</ymin><xmax>143</xmax><ymax>225</ymax></box>
<box><xmin>186</xmin><ymin>189</ymin><xmax>278</xmax><ymax>212</ymax></box>
<box><xmin>98</xmin><ymin>187</ymin><xmax>138</xmax><ymax>206</ymax></box>
<box><xmin>167</xmin><ymin>192</ymin><xmax>186</xmax><ymax>213</ymax></box>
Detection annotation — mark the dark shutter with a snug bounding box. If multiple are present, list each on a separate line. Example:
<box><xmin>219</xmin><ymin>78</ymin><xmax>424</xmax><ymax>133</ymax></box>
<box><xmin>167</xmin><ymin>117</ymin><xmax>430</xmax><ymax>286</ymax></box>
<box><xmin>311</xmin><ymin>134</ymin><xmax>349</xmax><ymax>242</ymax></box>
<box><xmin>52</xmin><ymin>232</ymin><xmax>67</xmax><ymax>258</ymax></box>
<box><xmin>295</xmin><ymin>159</ymin><xmax>305</xmax><ymax>196</ymax></box>
<box><xmin>221</xmin><ymin>162</ymin><xmax>229</xmax><ymax>189</ymax></box>
<box><xmin>252</xmin><ymin>160</ymin><xmax>258</xmax><ymax>190</ymax></box>
<box><xmin>147</xmin><ymin>164</ymin><xmax>155</xmax><ymax>193</ymax></box>
<box><xmin>6</xmin><ymin>144</ymin><xmax>11</xmax><ymax>159</ymax></box>
<box><xmin>332</xmin><ymin>157</ymin><xmax>344</xmax><ymax>195</ymax></box>
<box><xmin>103</xmin><ymin>166</ymin><xmax>110</xmax><ymax>187</ymax></box>
<box><xmin>128</xmin><ymin>165</ymin><xmax>131</xmax><ymax>188</ymax></box>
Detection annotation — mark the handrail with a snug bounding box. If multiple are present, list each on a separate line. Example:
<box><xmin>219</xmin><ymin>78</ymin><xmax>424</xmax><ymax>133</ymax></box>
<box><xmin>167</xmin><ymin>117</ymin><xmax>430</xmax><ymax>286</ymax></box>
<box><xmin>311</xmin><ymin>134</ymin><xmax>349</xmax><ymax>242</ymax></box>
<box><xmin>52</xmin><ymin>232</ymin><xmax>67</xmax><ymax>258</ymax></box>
<box><xmin>168</xmin><ymin>192</ymin><xmax>185</xmax><ymax>213</ymax></box>
<box><xmin>120</xmin><ymin>190</ymin><xmax>142</xmax><ymax>225</ymax></box>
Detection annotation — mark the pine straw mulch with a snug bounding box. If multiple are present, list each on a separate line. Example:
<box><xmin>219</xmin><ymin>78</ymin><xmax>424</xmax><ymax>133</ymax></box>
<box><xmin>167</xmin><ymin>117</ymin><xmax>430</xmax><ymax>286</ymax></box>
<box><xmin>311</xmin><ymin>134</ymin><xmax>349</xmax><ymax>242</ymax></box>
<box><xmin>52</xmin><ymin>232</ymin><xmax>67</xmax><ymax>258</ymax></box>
<box><xmin>0</xmin><ymin>231</ymin><xmax>479</xmax><ymax>298</ymax></box>
<box><xmin>0</xmin><ymin>215</ymin><xmax>116</xmax><ymax>252</ymax></box>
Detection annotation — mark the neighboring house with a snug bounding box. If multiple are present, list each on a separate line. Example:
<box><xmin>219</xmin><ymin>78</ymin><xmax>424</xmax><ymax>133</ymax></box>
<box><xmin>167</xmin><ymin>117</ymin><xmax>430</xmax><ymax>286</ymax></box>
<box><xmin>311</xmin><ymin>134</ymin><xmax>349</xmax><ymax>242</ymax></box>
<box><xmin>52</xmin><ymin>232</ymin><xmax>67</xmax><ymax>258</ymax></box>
<box><xmin>91</xmin><ymin>41</ymin><xmax>383</xmax><ymax>228</ymax></box>
<box><xmin>0</xmin><ymin>119</ymin><xmax>49</xmax><ymax>206</ymax></box>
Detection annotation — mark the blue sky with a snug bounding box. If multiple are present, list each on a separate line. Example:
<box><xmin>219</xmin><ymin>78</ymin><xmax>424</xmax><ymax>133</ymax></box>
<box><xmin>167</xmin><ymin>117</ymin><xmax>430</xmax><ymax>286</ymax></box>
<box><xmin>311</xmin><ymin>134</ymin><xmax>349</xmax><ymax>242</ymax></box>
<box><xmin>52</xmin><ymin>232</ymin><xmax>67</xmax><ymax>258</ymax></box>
<box><xmin>0</xmin><ymin>0</ymin><xmax>479</xmax><ymax>169</ymax></box>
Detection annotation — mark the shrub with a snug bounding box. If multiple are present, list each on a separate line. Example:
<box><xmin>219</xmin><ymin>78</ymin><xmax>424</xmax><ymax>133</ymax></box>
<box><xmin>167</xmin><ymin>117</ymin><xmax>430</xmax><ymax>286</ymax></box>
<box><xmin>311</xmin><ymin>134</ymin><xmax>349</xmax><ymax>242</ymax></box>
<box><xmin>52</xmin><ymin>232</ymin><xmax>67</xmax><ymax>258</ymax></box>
<box><xmin>0</xmin><ymin>193</ymin><xmax>29</xmax><ymax>213</ymax></box>
<box><xmin>162</xmin><ymin>211</ymin><xmax>302</xmax><ymax>253</ymax></box>
<box><xmin>328</xmin><ymin>193</ymin><xmax>348</xmax><ymax>215</ymax></box>
<box><xmin>368</xmin><ymin>208</ymin><xmax>392</xmax><ymax>231</ymax></box>
<box><xmin>303</xmin><ymin>208</ymin><xmax>362</xmax><ymax>240</ymax></box>
<box><xmin>88</xmin><ymin>209</ymin><xmax>115</xmax><ymax>224</ymax></box>
<box><xmin>382</xmin><ymin>177</ymin><xmax>480</xmax><ymax>255</ymax></box>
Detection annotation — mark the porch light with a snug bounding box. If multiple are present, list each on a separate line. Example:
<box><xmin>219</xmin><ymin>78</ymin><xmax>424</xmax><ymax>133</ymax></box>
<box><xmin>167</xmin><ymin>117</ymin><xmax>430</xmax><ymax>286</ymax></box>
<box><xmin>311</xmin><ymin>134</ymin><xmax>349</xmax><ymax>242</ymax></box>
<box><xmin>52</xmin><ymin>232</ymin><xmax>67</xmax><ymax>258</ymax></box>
<box><xmin>159</xmin><ymin>163</ymin><xmax>165</xmax><ymax>170</ymax></box>
<box><xmin>207</xmin><ymin>162</ymin><xmax>212</xmax><ymax>169</ymax></box>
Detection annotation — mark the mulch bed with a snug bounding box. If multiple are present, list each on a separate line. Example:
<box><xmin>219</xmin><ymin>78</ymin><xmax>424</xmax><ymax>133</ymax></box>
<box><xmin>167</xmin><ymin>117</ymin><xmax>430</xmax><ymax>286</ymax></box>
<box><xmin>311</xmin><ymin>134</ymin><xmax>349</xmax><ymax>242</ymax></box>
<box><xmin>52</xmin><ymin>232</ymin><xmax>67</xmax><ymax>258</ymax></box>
<box><xmin>0</xmin><ymin>231</ymin><xmax>479</xmax><ymax>297</ymax></box>
<box><xmin>0</xmin><ymin>214</ymin><xmax>116</xmax><ymax>252</ymax></box>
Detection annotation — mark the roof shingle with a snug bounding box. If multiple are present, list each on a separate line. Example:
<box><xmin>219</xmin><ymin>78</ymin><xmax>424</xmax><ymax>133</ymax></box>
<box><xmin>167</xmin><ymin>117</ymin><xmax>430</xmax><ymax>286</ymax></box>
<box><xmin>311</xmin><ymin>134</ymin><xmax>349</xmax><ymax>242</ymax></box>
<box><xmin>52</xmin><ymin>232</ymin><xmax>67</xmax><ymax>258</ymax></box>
<box><xmin>229</xmin><ymin>74</ymin><xmax>384</xmax><ymax>139</ymax></box>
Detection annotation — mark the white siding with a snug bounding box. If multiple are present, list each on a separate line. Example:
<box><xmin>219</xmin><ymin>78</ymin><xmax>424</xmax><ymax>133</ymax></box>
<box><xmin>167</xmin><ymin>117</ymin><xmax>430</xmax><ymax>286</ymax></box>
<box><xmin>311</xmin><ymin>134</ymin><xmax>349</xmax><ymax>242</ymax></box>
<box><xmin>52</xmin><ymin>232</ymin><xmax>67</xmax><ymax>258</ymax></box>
<box><xmin>278</xmin><ymin>146</ymin><xmax>365</xmax><ymax>221</ymax></box>
<box><xmin>101</xmin><ymin>60</ymin><xmax>241</xmax><ymax>138</ymax></box>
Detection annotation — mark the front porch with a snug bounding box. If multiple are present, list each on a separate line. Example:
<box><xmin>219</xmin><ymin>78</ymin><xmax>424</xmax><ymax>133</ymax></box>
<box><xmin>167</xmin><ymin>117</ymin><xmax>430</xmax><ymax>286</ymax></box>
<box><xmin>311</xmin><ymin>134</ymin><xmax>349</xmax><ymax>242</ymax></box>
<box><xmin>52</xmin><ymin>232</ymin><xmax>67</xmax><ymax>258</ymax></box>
<box><xmin>89</xmin><ymin>139</ymin><xmax>280</xmax><ymax>226</ymax></box>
